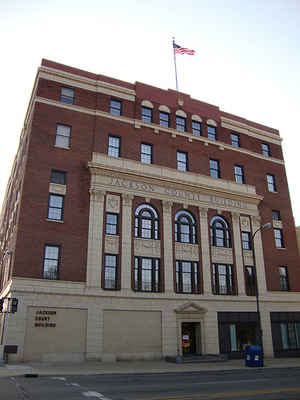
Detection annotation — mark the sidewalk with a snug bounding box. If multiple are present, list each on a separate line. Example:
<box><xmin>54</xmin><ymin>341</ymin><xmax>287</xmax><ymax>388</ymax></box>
<box><xmin>1</xmin><ymin>357</ymin><xmax>300</xmax><ymax>378</ymax></box>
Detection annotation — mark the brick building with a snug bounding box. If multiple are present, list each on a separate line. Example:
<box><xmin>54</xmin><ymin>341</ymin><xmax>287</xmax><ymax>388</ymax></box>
<box><xmin>0</xmin><ymin>59</ymin><xmax>300</xmax><ymax>362</ymax></box>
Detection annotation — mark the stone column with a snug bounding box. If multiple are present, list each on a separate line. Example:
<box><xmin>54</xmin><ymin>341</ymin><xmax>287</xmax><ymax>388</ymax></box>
<box><xmin>199</xmin><ymin>207</ymin><xmax>211</xmax><ymax>295</ymax></box>
<box><xmin>86</xmin><ymin>189</ymin><xmax>105</xmax><ymax>287</ymax></box>
<box><xmin>251</xmin><ymin>216</ymin><xmax>267</xmax><ymax>294</ymax></box>
<box><xmin>162</xmin><ymin>201</ymin><xmax>173</xmax><ymax>292</ymax></box>
<box><xmin>121</xmin><ymin>194</ymin><xmax>134</xmax><ymax>290</ymax></box>
<box><xmin>232</xmin><ymin>212</ymin><xmax>246</xmax><ymax>295</ymax></box>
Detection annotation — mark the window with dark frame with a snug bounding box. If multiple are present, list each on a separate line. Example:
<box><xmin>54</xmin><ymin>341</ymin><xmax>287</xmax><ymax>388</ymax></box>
<box><xmin>272</xmin><ymin>210</ymin><xmax>281</xmax><ymax>221</ymax></box>
<box><xmin>134</xmin><ymin>204</ymin><xmax>159</xmax><ymax>240</ymax></box>
<box><xmin>50</xmin><ymin>170</ymin><xmax>66</xmax><ymax>185</ymax></box>
<box><xmin>141</xmin><ymin>143</ymin><xmax>152</xmax><ymax>164</ymax></box>
<box><xmin>231</xmin><ymin>133</ymin><xmax>240</xmax><ymax>147</ymax></box>
<box><xmin>55</xmin><ymin>124</ymin><xmax>71</xmax><ymax>148</ymax></box>
<box><xmin>210</xmin><ymin>216</ymin><xmax>231</xmax><ymax>248</ymax></box>
<box><xmin>176</xmin><ymin>116</ymin><xmax>186</xmax><ymax>131</ymax></box>
<box><xmin>280</xmin><ymin>322</ymin><xmax>300</xmax><ymax>350</ymax></box>
<box><xmin>241</xmin><ymin>231</ymin><xmax>251</xmax><ymax>250</ymax></box>
<box><xmin>141</xmin><ymin>107</ymin><xmax>153</xmax><ymax>122</ymax></box>
<box><xmin>175</xmin><ymin>210</ymin><xmax>197</xmax><ymax>244</ymax></box>
<box><xmin>210</xmin><ymin>159</ymin><xmax>220</xmax><ymax>178</ymax></box>
<box><xmin>60</xmin><ymin>87</ymin><xmax>74</xmax><ymax>104</ymax></box>
<box><xmin>108</xmin><ymin>136</ymin><xmax>120</xmax><ymax>157</ymax></box>
<box><xmin>192</xmin><ymin>120</ymin><xmax>201</xmax><ymax>136</ymax></box>
<box><xmin>176</xmin><ymin>260</ymin><xmax>200</xmax><ymax>293</ymax></box>
<box><xmin>177</xmin><ymin>151</ymin><xmax>188</xmax><ymax>171</ymax></box>
<box><xmin>274</xmin><ymin>228</ymin><xmax>284</xmax><ymax>248</ymax></box>
<box><xmin>212</xmin><ymin>263</ymin><xmax>234</xmax><ymax>295</ymax></box>
<box><xmin>234</xmin><ymin>165</ymin><xmax>244</xmax><ymax>184</ymax></box>
<box><xmin>134</xmin><ymin>256</ymin><xmax>160</xmax><ymax>292</ymax></box>
<box><xmin>48</xmin><ymin>194</ymin><xmax>64</xmax><ymax>221</ymax></box>
<box><xmin>110</xmin><ymin>99</ymin><xmax>122</xmax><ymax>116</ymax></box>
<box><xmin>105</xmin><ymin>213</ymin><xmax>119</xmax><ymax>235</ymax></box>
<box><xmin>245</xmin><ymin>266</ymin><xmax>256</xmax><ymax>296</ymax></box>
<box><xmin>159</xmin><ymin>111</ymin><xmax>170</xmax><ymax>127</ymax></box>
<box><xmin>267</xmin><ymin>174</ymin><xmax>276</xmax><ymax>192</ymax></box>
<box><xmin>279</xmin><ymin>266</ymin><xmax>289</xmax><ymax>291</ymax></box>
<box><xmin>104</xmin><ymin>254</ymin><xmax>118</xmax><ymax>289</ymax></box>
<box><xmin>43</xmin><ymin>245</ymin><xmax>60</xmax><ymax>280</ymax></box>
<box><xmin>207</xmin><ymin>125</ymin><xmax>217</xmax><ymax>140</ymax></box>
<box><xmin>262</xmin><ymin>143</ymin><xmax>271</xmax><ymax>157</ymax></box>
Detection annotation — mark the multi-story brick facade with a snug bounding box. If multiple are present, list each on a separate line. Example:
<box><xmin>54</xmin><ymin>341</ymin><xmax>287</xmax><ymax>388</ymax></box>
<box><xmin>0</xmin><ymin>59</ymin><xmax>299</xmax><ymax>362</ymax></box>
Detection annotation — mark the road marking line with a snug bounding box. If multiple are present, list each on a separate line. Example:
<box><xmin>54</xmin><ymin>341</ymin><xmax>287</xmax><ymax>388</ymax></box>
<box><xmin>136</xmin><ymin>386</ymin><xmax>300</xmax><ymax>400</ymax></box>
<box><xmin>51</xmin><ymin>377</ymin><xmax>66</xmax><ymax>381</ymax></box>
<box><xmin>82</xmin><ymin>391</ymin><xmax>111</xmax><ymax>399</ymax></box>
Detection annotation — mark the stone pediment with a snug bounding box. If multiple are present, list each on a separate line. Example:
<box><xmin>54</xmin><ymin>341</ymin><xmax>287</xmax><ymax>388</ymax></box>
<box><xmin>175</xmin><ymin>302</ymin><xmax>207</xmax><ymax>314</ymax></box>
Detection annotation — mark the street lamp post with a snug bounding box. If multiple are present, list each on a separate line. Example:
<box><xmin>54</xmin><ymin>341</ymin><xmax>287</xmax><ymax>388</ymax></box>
<box><xmin>251</xmin><ymin>222</ymin><xmax>272</xmax><ymax>367</ymax></box>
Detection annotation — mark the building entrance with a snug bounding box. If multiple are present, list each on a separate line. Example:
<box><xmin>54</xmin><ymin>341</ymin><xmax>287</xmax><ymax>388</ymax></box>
<box><xmin>181</xmin><ymin>322</ymin><xmax>201</xmax><ymax>355</ymax></box>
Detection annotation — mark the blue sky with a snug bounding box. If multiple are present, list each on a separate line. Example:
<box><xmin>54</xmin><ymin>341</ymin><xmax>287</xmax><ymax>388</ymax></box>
<box><xmin>1</xmin><ymin>0</ymin><xmax>300</xmax><ymax>223</ymax></box>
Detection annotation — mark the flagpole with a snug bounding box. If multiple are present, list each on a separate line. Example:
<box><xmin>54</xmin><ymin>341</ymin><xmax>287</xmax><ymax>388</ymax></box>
<box><xmin>172</xmin><ymin>37</ymin><xmax>179</xmax><ymax>92</ymax></box>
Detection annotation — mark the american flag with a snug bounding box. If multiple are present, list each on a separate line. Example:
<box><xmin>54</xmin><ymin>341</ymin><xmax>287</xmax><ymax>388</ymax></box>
<box><xmin>173</xmin><ymin>42</ymin><xmax>195</xmax><ymax>55</ymax></box>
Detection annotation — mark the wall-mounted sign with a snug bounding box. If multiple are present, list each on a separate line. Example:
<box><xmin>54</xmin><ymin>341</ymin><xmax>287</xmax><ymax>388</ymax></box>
<box><xmin>34</xmin><ymin>310</ymin><xmax>56</xmax><ymax>328</ymax></box>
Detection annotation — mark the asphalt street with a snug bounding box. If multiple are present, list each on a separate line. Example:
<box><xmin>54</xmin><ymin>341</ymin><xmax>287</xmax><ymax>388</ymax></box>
<box><xmin>2</xmin><ymin>367</ymin><xmax>300</xmax><ymax>400</ymax></box>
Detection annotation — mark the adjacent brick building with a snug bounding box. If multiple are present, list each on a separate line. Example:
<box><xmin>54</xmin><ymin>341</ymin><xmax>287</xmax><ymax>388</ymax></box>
<box><xmin>0</xmin><ymin>59</ymin><xmax>300</xmax><ymax>362</ymax></box>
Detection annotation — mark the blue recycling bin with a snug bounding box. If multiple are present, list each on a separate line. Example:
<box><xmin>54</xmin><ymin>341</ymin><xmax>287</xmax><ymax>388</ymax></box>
<box><xmin>244</xmin><ymin>345</ymin><xmax>263</xmax><ymax>367</ymax></box>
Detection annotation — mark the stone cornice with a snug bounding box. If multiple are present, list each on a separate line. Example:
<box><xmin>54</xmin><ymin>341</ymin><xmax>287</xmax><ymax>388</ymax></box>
<box><xmin>39</xmin><ymin>67</ymin><xmax>136</xmax><ymax>101</ymax></box>
<box><xmin>8</xmin><ymin>277</ymin><xmax>300</xmax><ymax>304</ymax></box>
<box><xmin>221</xmin><ymin>116</ymin><xmax>282</xmax><ymax>145</ymax></box>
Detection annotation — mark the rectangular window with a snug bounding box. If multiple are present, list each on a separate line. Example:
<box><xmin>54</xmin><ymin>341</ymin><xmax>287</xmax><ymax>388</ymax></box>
<box><xmin>141</xmin><ymin>143</ymin><xmax>152</xmax><ymax>164</ymax></box>
<box><xmin>212</xmin><ymin>263</ymin><xmax>234</xmax><ymax>295</ymax></box>
<box><xmin>134</xmin><ymin>257</ymin><xmax>160</xmax><ymax>292</ymax></box>
<box><xmin>210</xmin><ymin>159</ymin><xmax>220</xmax><ymax>178</ymax></box>
<box><xmin>43</xmin><ymin>245</ymin><xmax>60</xmax><ymax>280</ymax></box>
<box><xmin>245</xmin><ymin>266</ymin><xmax>256</xmax><ymax>296</ymax></box>
<box><xmin>176</xmin><ymin>260</ymin><xmax>200</xmax><ymax>294</ymax></box>
<box><xmin>55</xmin><ymin>124</ymin><xmax>71</xmax><ymax>148</ymax></box>
<box><xmin>280</xmin><ymin>323</ymin><xmax>300</xmax><ymax>350</ymax></box>
<box><xmin>159</xmin><ymin>112</ymin><xmax>169</xmax><ymax>127</ymax></box>
<box><xmin>50</xmin><ymin>170</ymin><xmax>66</xmax><ymax>185</ymax></box>
<box><xmin>104</xmin><ymin>254</ymin><xmax>118</xmax><ymax>289</ymax></box>
<box><xmin>274</xmin><ymin>228</ymin><xmax>284</xmax><ymax>248</ymax></box>
<box><xmin>105</xmin><ymin>213</ymin><xmax>119</xmax><ymax>235</ymax></box>
<box><xmin>231</xmin><ymin>133</ymin><xmax>240</xmax><ymax>147</ymax></box>
<box><xmin>234</xmin><ymin>165</ymin><xmax>244</xmax><ymax>184</ymax></box>
<box><xmin>177</xmin><ymin>151</ymin><xmax>188</xmax><ymax>171</ymax></box>
<box><xmin>108</xmin><ymin>136</ymin><xmax>120</xmax><ymax>157</ymax></box>
<box><xmin>141</xmin><ymin>107</ymin><xmax>152</xmax><ymax>122</ymax></box>
<box><xmin>272</xmin><ymin>210</ymin><xmax>281</xmax><ymax>220</ymax></box>
<box><xmin>241</xmin><ymin>232</ymin><xmax>251</xmax><ymax>250</ymax></box>
<box><xmin>192</xmin><ymin>120</ymin><xmax>202</xmax><ymax>136</ymax></box>
<box><xmin>48</xmin><ymin>194</ymin><xmax>64</xmax><ymax>221</ymax></box>
<box><xmin>266</xmin><ymin>174</ymin><xmax>276</xmax><ymax>192</ymax></box>
<box><xmin>279</xmin><ymin>266</ymin><xmax>289</xmax><ymax>291</ymax></box>
<box><xmin>207</xmin><ymin>125</ymin><xmax>217</xmax><ymax>140</ymax></box>
<box><xmin>176</xmin><ymin>116</ymin><xmax>186</xmax><ymax>131</ymax></box>
<box><xmin>110</xmin><ymin>99</ymin><xmax>122</xmax><ymax>116</ymax></box>
<box><xmin>60</xmin><ymin>87</ymin><xmax>74</xmax><ymax>104</ymax></box>
<box><xmin>262</xmin><ymin>143</ymin><xmax>271</xmax><ymax>157</ymax></box>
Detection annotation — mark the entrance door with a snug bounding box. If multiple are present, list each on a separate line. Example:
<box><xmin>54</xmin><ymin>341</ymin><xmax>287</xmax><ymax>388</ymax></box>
<box><xmin>182</xmin><ymin>322</ymin><xmax>201</xmax><ymax>355</ymax></box>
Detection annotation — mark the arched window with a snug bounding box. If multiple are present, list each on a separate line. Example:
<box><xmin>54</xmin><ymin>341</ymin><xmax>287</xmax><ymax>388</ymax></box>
<box><xmin>175</xmin><ymin>210</ymin><xmax>197</xmax><ymax>244</ymax></box>
<box><xmin>134</xmin><ymin>204</ymin><xmax>159</xmax><ymax>239</ymax></box>
<box><xmin>210</xmin><ymin>216</ymin><xmax>231</xmax><ymax>247</ymax></box>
